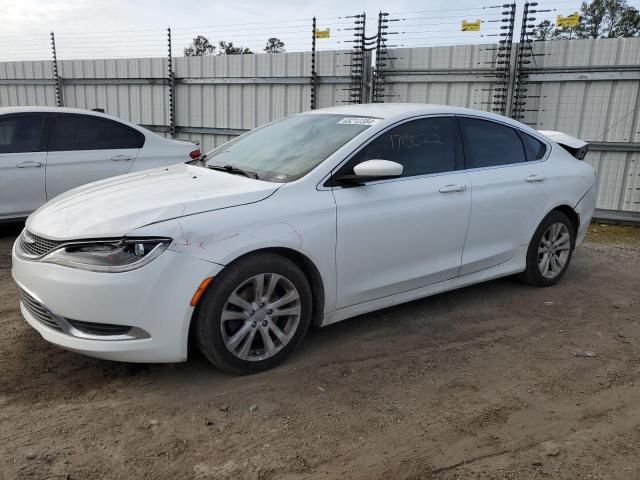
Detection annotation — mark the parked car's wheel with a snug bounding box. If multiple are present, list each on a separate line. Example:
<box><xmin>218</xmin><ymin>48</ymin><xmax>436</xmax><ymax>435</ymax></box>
<box><xmin>520</xmin><ymin>210</ymin><xmax>575</xmax><ymax>287</ymax></box>
<box><xmin>194</xmin><ymin>253</ymin><xmax>312</xmax><ymax>374</ymax></box>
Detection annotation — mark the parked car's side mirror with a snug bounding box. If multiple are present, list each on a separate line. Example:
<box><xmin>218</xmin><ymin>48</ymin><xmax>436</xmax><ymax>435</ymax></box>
<box><xmin>336</xmin><ymin>159</ymin><xmax>404</xmax><ymax>185</ymax></box>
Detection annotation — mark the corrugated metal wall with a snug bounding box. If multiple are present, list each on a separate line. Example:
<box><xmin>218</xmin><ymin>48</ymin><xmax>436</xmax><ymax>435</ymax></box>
<box><xmin>61</xmin><ymin>58</ymin><xmax>169</xmax><ymax>128</ymax></box>
<box><xmin>381</xmin><ymin>44</ymin><xmax>499</xmax><ymax>111</ymax></box>
<box><xmin>523</xmin><ymin>38</ymin><xmax>640</xmax><ymax>214</ymax></box>
<box><xmin>0</xmin><ymin>61</ymin><xmax>57</xmax><ymax>106</ymax></box>
<box><xmin>1</xmin><ymin>38</ymin><xmax>639</xmax><ymax>214</ymax></box>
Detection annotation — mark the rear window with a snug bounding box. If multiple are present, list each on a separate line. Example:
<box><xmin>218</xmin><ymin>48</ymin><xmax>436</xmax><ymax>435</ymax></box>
<box><xmin>520</xmin><ymin>132</ymin><xmax>547</xmax><ymax>160</ymax></box>
<box><xmin>459</xmin><ymin>117</ymin><xmax>526</xmax><ymax>168</ymax></box>
<box><xmin>51</xmin><ymin>115</ymin><xmax>144</xmax><ymax>151</ymax></box>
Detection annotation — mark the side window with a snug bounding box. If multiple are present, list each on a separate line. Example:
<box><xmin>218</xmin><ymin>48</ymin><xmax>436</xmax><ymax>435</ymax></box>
<box><xmin>348</xmin><ymin>117</ymin><xmax>459</xmax><ymax>178</ymax></box>
<box><xmin>459</xmin><ymin>117</ymin><xmax>526</xmax><ymax>168</ymax></box>
<box><xmin>0</xmin><ymin>115</ymin><xmax>44</xmax><ymax>154</ymax></box>
<box><xmin>520</xmin><ymin>131</ymin><xmax>547</xmax><ymax>161</ymax></box>
<box><xmin>51</xmin><ymin>115</ymin><xmax>144</xmax><ymax>151</ymax></box>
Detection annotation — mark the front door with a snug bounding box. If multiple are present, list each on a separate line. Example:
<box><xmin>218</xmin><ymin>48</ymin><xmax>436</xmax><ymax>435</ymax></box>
<box><xmin>332</xmin><ymin>116</ymin><xmax>471</xmax><ymax>309</ymax></box>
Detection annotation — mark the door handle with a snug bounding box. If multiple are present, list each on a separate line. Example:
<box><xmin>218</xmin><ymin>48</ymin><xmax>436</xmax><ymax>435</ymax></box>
<box><xmin>110</xmin><ymin>155</ymin><xmax>133</xmax><ymax>161</ymax></box>
<box><xmin>525</xmin><ymin>174</ymin><xmax>545</xmax><ymax>182</ymax></box>
<box><xmin>439</xmin><ymin>184</ymin><xmax>466</xmax><ymax>193</ymax></box>
<box><xmin>16</xmin><ymin>161</ymin><xmax>42</xmax><ymax>168</ymax></box>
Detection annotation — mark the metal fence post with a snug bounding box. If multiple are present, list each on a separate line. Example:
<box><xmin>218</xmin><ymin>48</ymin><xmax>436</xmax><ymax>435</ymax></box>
<box><xmin>311</xmin><ymin>17</ymin><xmax>318</xmax><ymax>110</ymax></box>
<box><xmin>50</xmin><ymin>31</ymin><xmax>63</xmax><ymax>107</ymax></box>
<box><xmin>494</xmin><ymin>4</ymin><xmax>516</xmax><ymax>116</ymax></box>
<box><xmin>341</xmin><ymin>13</ymin><xmax>366</xmax><ymax>104</ymax></box>
<box><xmin>167</xmin><ymin>27</ymin><xmax>176</xmax><ymax>138</ymax></box>
<box><xmin>372</xmin><ymin>11</ymin><xmax>399</xmax><ymax>103</ymax></box>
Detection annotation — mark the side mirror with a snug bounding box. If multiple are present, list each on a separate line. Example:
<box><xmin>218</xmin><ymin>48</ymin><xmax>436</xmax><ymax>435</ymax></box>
<box><xmin>336</xmin><ymin>159</ymin><xmax>403</xmax><ymax>185</ymax></box>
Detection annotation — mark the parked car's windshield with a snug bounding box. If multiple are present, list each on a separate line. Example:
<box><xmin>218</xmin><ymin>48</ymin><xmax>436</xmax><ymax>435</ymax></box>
<box><xmin>204</xmin><ymin>114</ymin><xmax>378</xmax><ymax>182</ymax></box>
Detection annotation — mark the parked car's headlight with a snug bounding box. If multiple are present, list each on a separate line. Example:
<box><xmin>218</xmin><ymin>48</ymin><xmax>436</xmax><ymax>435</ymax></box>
<box><xmin>42</xmin><ymin>238</ymin><xmax>171</xmax><ymax>273</ymax></box>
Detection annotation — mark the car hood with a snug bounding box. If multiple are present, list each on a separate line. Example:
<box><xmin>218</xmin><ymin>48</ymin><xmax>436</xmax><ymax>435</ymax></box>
<box><xmin>26</xmin><ymin>163</ymin><xmax>281</xmax><ymax>240</ymax></box>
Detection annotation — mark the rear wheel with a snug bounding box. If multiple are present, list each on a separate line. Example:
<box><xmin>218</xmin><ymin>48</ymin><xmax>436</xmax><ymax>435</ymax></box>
<box><xmin>519</xmin><ymin>210</ymin><xmax>575</xmax><ymax>287</ymax></box>
<box><xmin>194</xmin><ymin>253</ymin><xmax>312</xmax><ymax>374</ymax></box>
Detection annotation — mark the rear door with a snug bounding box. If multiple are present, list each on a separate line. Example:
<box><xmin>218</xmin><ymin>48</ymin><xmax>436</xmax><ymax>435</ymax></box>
<box><xmin>458</xmin><ymin>116</ymin><xmax>551</xmax><ymax>275</ymax></box>
<box><xmin>0</xmin><ymin>114</ymin><xmax>47</xmax><ymax>218</ymax></box>
<box><xmin>45</xmin><ymin>113</ymin><xmax>144</xmax><ymax>199</ymax></box>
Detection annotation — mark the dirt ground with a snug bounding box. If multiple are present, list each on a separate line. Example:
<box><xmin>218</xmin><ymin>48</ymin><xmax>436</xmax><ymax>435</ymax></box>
<box><xmin>1</xmin><ymin>222</ymin><xmax>639</xmax><ymax>480</ymax></box>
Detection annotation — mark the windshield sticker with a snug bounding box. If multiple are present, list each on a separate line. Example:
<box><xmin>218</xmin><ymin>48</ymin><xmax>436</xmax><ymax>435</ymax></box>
<box><xmin>337</xmin><ymin>117</ymin><xmax>380</xmax><ymax>126</ymax></box>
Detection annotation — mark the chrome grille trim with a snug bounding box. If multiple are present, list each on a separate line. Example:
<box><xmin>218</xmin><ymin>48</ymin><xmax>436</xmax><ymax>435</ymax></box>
<box><xmin>18</xmin><ymin>230</ymin><xmax>65</xmax><ymax>259</ymax></box>
<box><xmin>66</xmin><ymin>319</ymin><xmax>133</xmax><ymax>336</ymax></box>
<box><xmin>19</xmin><ymin>288</ymin><xmax>64</xmax><ymax>332</ymax></box>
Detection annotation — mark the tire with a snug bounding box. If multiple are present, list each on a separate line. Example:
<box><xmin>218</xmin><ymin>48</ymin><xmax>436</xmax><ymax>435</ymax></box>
<box><xmin>194</xmin><ymin>253</ymin><xmax>312</xmax><ymax>374</ymax></box>
<box><xmin>519</xmin><ymin>210</ymin><xmax>576</xmax><ymax>287</ymax></box>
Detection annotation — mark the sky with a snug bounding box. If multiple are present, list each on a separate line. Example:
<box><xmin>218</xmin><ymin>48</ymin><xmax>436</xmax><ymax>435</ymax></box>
<box><xmin>0</xmin><ymin>0</ymin><xmax>592</xmax><ymax>62</ymax></box>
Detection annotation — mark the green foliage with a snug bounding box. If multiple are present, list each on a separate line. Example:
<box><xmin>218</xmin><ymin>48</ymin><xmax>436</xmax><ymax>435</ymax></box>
<box><xmin>532</xmin><ymin>0</ymin><xmax>640</xmax><ymax>40</ymax></box>
<box><xmin>218</xmin><ymin>41</ymin><xmax>253</xmax><ymax>55</ymax></box>
<box><xmin>183</xmin><ymin>36</ymin><xmax>254</xmax><ymax>56</ymax></box>
<box><xmin>183</xmin><ymin>35</ymin><xmax>216</xmax><ymax>56</ymax></box>
<box><xmin>264</xmin><ymin>37</ymin><xmax>286</xmax><ymax>53</ymax></box>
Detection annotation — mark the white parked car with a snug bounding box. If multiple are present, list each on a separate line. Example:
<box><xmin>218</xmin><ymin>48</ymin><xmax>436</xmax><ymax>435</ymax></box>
<box><xmin>0</xmin><ymin>106</ymin><xmax>200</xmax><ymax>221</ymax></box>
<box><xmin>12</xmin><ymin>104</ymin><xmax>596</xmax><ymax>374</ymax></box>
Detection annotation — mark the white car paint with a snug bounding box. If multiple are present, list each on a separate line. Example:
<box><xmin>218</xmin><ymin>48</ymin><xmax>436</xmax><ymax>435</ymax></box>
<box><xmin>0</xmin><ymin>106</ymin><xmax>198</xmax><ymax>221</ymax></box>
<box><xmin>12</xmin><ymin>104</ymin><xmax>596</xmax><ymax>364</ymax></box>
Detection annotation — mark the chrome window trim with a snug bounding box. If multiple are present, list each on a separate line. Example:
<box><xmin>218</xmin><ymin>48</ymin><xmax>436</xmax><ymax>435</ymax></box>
<box><xmin>318</xmin><ymin>112</ymin><xmax>552</xmax><ymax>191</ymax></box>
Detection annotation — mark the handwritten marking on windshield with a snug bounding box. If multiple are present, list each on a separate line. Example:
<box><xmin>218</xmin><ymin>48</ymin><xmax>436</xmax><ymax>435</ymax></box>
<box><xmin>389</xmin><ymin>133</ymin><xmax>443</xmax><ymax>150</ymax></box>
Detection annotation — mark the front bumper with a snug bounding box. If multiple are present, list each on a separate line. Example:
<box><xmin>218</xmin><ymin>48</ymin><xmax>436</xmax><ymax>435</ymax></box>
<box><xmin>12</xmin><ymin>241</ymin><xmax>223</xmax><ymax>363</ymax></box>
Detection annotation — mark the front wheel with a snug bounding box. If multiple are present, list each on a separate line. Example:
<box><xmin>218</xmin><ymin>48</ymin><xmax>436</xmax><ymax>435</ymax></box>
<box><xmin>194</xmin><ymin>253</ymin><xmax>312</xmax><ymax>374</ymax></box>
<box><xmin>519</xmin><ymin>210</ymin><xmax>575</xmax><ymax>287</ymax></box>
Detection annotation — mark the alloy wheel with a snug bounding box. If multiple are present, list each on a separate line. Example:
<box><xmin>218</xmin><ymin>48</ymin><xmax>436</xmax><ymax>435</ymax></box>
<box><xmin>220</xmin><ymin>273</ymin><xmax>301</xmax><ymax>361</ymax></box>
<box><xmin>537</xmin><ymin>222</ymin><xmax>571</xmax><ymax>279</ymax></box>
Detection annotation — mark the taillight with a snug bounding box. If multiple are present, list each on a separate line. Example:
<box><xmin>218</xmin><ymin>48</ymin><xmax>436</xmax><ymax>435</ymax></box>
<box><xmin>189</xmin><ymin>149</ymin><xmax>201</xmax><ymax>160</ymax></box>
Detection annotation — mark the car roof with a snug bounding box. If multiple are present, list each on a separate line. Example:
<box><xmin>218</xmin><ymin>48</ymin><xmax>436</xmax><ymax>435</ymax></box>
<box><xmin>306</xmin><ymin>103</ymin><xmax>532</xmax><ymax>132</ymax></box>
<box><xmin>0</xmin><ymin>105</ymin><xmax>154</xmax><ymax>134</ymax></box>
<box><xmin>0</xmin><ymin>105</ymin><xmax>140</xmax><ymax>124</ymax></box>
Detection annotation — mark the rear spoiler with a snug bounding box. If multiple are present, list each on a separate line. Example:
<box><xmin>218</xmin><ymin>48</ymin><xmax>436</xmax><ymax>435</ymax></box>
<box><xmin>538</xmin><ymin>130</ymin><xmax>589</xmax><ymax>160</ymax></box>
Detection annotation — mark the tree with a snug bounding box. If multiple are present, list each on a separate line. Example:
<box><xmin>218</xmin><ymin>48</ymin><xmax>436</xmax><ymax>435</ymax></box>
<box><xmin>532</xmin><ymin>20</ymin><xmax>556</xmax><ymax>40</ymax></box>
<box><xmin>264</xmin><ymin>37</ymin><xmax>285</xmax><ymax>53</ymax></box>
<box><xmin>218</xmin><ymin>41</ymin><xmax>253</xmax><ymax>55</ymax></box>
<box><xmin>183</xmin><ymin>35</ymin><xmax>216</xmax><ymax>56</ymax></box>
<box><xmin>534</xmin><ymin>0</ymin><xmax>640</xmax><ymax>40</ymax></box>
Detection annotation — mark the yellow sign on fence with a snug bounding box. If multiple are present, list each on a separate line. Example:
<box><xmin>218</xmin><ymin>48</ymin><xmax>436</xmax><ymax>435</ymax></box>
<box><xmin>461</xmin><ymin>19</ymin><xmax>481</xmax><ymax>32</ymax></box>
<box><xmin>557</xmin><ymin>13</ymin><xmax>580</xmax><ymax>28</ymax></box>
<box><xmin>314</xmin><ymin>28</ymin><xmax>330</xmax><ymax>39</ymax></box>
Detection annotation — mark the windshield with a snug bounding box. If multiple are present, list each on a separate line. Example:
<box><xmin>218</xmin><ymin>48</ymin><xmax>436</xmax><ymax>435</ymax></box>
<box><xmin>204</xmin><ymin>114</ymin><xmax>378</xmax><ymax>182</ymax></box>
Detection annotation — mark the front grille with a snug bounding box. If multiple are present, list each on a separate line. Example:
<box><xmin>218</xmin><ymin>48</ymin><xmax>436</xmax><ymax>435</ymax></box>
<box><xmin>67</xmin><ymin>319</ymin><xmax>132</xmax><ymax>336</ymax></box>
<box><xmin>19</xmin><ymin>288</ymin><xmax>63</xmax><ymax>332</ymax></box>
<box><xmin>19</xmin><ymin>230</ymin><xmax>64</xmax><ymax>258</ymax></box>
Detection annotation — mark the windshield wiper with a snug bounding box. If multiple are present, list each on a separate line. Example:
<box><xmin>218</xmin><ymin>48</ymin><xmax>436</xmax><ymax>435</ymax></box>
<box><xmin>207</xmin><ymin>164</ymin><xmax>260</xmax><ymax>179</ymax></box>
<box><xmin>186</xmin><ymin>153</ymin><xmax>207</xmax><ymax>166</ymax></box>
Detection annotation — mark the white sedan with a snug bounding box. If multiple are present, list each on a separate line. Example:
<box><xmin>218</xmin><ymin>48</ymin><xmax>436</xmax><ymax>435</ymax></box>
<box><xmin>12</xmin><ymin>104</ymin><xmax>596</xmax><ymax>374</ymax></box>
<box><xmin>0</xmin><ymin>106</ymin><xmax>200</xmax><ymax>221</ymax></box>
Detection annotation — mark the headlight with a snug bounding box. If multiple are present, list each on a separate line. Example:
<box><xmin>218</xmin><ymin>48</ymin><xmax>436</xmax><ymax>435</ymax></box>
<box><xmin>41</xmin><ymin>238</ymin><xmax>171</xmax><ymax>273</ymax></box>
